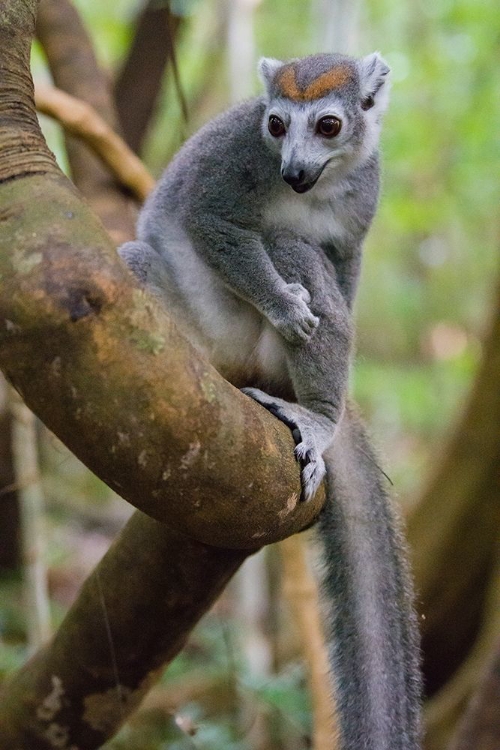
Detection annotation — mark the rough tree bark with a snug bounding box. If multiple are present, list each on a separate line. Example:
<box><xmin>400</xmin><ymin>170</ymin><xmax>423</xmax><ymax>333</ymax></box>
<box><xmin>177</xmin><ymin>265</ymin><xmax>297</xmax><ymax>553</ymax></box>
<box><xmin>0</xmin><ymin>1</ymin><xmax>324</xmax><ymax>746</ymax></box>
<box><xmin>0</xmin><ymin>513</ymin><xmax>248</xmax><ymax>749</ymax></box>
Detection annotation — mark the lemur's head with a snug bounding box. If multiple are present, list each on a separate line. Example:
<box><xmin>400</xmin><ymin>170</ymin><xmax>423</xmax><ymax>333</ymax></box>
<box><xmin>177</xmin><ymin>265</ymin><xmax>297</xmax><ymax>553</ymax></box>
<box><xmin>259</xmin><ymin>52</ymin><xmax>390</xmax><ymax>194</ymax></box>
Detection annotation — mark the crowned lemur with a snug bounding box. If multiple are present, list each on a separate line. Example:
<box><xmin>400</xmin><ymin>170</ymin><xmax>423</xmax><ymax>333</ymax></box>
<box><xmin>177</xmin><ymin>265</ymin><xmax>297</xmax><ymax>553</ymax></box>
<box><xmin>119</xmin><ymin>53</ymin><xmax>422</xmax><ymax>749</ymax></box>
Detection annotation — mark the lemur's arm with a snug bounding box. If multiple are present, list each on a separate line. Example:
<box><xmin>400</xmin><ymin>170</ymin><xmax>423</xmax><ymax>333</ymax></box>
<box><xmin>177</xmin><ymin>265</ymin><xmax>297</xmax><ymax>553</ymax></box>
<box><xmin>243</xmin><ymin>231</ymin><xmax>353</xmax><ymax>499</ymax></box>
<box><xmin>187</xmin><ymin>216</ymin><xmax>319</xmax><ymax>345</ymax></box>
<box><xmin>321</xmin><ymin>242</ymin><xmax>362</xmax><ymax>309</ymax></box>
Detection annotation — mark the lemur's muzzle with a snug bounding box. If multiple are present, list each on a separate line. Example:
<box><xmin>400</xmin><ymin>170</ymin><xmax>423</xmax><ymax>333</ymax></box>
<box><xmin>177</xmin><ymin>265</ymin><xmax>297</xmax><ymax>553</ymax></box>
<box><xmin>281</xmin><ymin>165</ymin><xmax>322</xmax><ymax>194</ymax></box>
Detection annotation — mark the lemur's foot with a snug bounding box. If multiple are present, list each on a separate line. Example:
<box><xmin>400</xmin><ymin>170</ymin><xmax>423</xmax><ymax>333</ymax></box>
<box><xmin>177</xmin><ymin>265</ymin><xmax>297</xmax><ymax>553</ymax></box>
<box><xmin>242</xmin><ymin>387</ymin><xmax>333</xmax><ymax>501</ymax></box>
<box><xmin>118</xmin><ymin>241</ymin><xmax>173</xmax><ymax>301</ymax></box>
<box><xmin>268</xmin><ymin>283</ymin><xmax>319</xmax><ymax>346</ymax></box>
<box><xmin>118</xmin><ymin>241</ymin><xmax>155</xmax><ymax>283</ymax></box>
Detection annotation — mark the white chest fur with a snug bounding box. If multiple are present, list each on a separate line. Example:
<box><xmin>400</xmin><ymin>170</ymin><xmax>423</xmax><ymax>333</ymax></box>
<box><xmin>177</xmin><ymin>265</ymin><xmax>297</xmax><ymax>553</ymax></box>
<box><xmin>262</xmin><ymin>186</ymin><xmax>347</xmax><ymax>246</ymax></box>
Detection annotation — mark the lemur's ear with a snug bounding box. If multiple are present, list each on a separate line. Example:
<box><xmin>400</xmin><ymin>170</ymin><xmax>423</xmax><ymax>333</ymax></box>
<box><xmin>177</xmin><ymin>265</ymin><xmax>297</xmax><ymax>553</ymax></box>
<box><xmin>258</xmin><ymin>57</ymin><xmax>284</xmax><ymax>94</ymax></box>
<box><xmin>359</xmin><ymin>52</ymin><xmax>391</xmax><ymax>113</ymax></box>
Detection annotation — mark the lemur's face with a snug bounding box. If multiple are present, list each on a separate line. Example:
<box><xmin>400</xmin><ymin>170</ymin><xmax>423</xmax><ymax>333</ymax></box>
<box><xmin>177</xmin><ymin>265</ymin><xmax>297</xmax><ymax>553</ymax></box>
<box><xmin>264</xmin><ymin>97</ymin><xmax>354</xmax><ymax>194</ymax></box>
<box><xmin>259</xmin><ymin>53</ymin><xmax>390</xmax><ymax>194</ymax></box>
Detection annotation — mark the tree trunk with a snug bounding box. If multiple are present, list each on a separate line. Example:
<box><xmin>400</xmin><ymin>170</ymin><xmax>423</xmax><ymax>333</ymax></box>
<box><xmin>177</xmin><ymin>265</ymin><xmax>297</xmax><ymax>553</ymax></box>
<box><xmin>0</xmin><ymin>512</ymin><xmax>249</xmax><ymax>749</ymax></box>
<box><xmin>408</xmin><ymin>276</ymin><xmax>500</xmax><ymax>747</ymax></box>
<box><xmin>114</xmin><ymin>0</ymin><xmax>184</xmax><ymax>155</ymax></box>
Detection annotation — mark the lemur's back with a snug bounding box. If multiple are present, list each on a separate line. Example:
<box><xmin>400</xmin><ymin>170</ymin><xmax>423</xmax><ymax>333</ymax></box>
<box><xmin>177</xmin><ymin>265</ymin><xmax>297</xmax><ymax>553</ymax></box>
<box><xmin>134</xmin><ymin>98</ymin><xmax>291</xmax><ymax>383</ymax></box>
<box><xmin>139</xmin><ymin>97</ymin><xmax>278</xmax><ymax>234</ymax></box>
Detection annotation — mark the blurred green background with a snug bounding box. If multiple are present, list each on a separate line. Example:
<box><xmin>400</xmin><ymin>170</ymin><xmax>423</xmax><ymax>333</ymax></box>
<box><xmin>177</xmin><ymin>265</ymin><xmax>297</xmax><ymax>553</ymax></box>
<box><xmin>33</xmin><ymin>0</ymin><xmax>500</xmax><ymax>499</ymax></box>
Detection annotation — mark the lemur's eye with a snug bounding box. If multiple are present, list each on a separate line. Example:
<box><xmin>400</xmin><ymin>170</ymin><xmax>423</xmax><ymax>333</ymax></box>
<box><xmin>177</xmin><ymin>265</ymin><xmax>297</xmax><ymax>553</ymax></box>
<box><xmin>268</xmin><ymin>115</ymin><xmax>286</xmax><ymax>137</ymax></box>
<box><xmin>361</xmin><ymin>95</ymin><xmax>375</xmax><ymax>111</ymax></box>
<box><xmin>316</xmin><ymin>116</ymin><xmax>342</xmax><ymax>138</ymax></box>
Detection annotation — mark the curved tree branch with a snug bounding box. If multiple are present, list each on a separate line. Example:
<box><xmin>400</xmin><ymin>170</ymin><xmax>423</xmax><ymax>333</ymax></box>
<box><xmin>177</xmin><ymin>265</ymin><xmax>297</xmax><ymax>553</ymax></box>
<box><xmin>0</xmin><ymin>0</ymin><xmax>323</xmax><ymax>551</ymax></box>
<box><xmin>0</xmin><ymin>512</ymin><xmax>249</xmax><ymax>749</ymax></box>
<box><xmin>0</xmin><ymin>172</ymin><xmax>322</xmax><ymax>545</ymax></box>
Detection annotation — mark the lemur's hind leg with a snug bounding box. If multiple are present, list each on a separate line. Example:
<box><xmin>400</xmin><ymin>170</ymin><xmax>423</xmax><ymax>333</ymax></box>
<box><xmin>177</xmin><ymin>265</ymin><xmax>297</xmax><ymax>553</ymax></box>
<box><xmin>118</xmin><ymin>241</ymin><xmax>175</xmax><ymax>299</ymax></box>
<box><xmin>243</xmin><ymin>231</ymin><xmax>353</xmax><ymax>501</ymax></box>
<box><xmin>241</xmin><ymin>387</ymin><xmax>334</xmax><ymax>499</ymax></box>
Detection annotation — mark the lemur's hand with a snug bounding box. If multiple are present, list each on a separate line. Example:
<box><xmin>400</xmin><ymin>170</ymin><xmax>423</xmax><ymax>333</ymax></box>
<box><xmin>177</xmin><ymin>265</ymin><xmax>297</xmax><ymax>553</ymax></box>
<box><xmin>268</xmin><ymin>283</ymin><xmax>319</xmax><ymax>345</ymax></box>
<box><xmin>241</xmin><ymin>387</ymin><xmax>334</xmax><ymax>501</ymax></box>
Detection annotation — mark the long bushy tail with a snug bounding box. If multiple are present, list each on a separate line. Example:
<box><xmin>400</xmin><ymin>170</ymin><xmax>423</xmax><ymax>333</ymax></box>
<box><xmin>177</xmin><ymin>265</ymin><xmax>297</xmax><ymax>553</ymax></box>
<box><xmin>316</xmin><ymin>406</ymin><xmax>422</xmax><ymax>750</ymax></box>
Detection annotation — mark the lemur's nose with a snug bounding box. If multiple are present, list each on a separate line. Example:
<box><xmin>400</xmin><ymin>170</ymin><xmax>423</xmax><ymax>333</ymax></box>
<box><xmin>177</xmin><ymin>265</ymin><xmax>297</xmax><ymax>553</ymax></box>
<box><xmin>281</xmin><ymin>167</ymin><xmax>305</xmax><ymax>187</ymax></box>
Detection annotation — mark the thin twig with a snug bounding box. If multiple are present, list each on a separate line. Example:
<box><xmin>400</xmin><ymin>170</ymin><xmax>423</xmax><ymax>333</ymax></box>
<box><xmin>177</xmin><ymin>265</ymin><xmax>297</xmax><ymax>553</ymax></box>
<box><xmin>0</xmin><ymin>474</ymin><xmax>41</xmax><ymax>498</ymax></box>
<box><xmin>35</xmin><ymin>85</ymin><xmax>155</xmax><ymax>202</ymax></box>
<box><xmin>165</xmin><ymin>5</ymin><xmax>189</xmax><ymax>124</ymax></box>
<box><xmin>10</xmin><ymin>392</ymin><xmax>51</xmax><ymax>652</ymax></box>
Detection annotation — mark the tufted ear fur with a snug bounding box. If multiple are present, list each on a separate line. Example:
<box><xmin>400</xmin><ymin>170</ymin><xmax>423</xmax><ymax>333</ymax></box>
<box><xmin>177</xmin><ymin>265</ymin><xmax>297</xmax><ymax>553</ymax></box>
<box><xmin>258</xmin><ymin>57</ymin><xmax>284</xmax><ymax>96</ymax></box>
<box><xmin>358</xmin><ymin>52</ymin><xmax>391</xmax><ymax>114</ymax></box>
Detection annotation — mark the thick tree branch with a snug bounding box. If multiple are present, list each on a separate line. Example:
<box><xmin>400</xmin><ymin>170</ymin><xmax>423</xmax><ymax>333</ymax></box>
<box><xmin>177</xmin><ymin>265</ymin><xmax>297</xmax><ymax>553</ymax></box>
<box><xmin>1</xmin><ymin>0</ymin><xmax>323</xmax><ymax>550</ymax></box>
<box><xmin>0</xmin><ymin>171</ymin><xmax>323</xmax><ymax>546</ymax></box>
<box><xmin>0</xmin><ymin>512</ymin><xmax>249</xmax><ymax>749</ymax></box>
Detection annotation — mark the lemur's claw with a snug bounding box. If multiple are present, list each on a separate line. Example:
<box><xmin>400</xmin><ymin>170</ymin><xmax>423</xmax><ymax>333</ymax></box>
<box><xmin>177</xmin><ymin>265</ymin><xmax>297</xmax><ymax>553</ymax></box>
<box><xmin>300</xmin><ymin>454</ymin><xmax>326</xmax><ymax>501</ymax></box>
<box><xmin>294</xmin><ymin>442</ymin><xmax>325</xmax><ymax>500</ymax></box>
<box><xmin>241</xmin><ymin>387</ymin><xmax>327</xmax><ymax>502</ymax></box>
<box><xmin>242</xmin><ymin>388</ymin><xmax>298</xmax><ymax>431</ymax></box>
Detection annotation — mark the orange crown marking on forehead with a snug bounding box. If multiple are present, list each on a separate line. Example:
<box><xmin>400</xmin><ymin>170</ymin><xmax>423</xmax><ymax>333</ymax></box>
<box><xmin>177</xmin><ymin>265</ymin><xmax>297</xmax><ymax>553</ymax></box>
<box><xmin>277</xmin><ymin>65</ymin><xmax>353</xmax><ymax>101</ymax></box>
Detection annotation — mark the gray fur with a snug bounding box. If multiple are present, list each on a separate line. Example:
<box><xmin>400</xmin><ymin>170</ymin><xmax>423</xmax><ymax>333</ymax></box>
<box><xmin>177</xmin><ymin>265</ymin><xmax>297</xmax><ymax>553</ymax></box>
<box><xmin>119</xmin><ymin>51</ymin><xmax>421</xmax><ymax>748</ymax></box>
<box><xmin>319</xmin><ymin>409</ymin><xmax>422</xmax><ymax>749</ymax></box>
